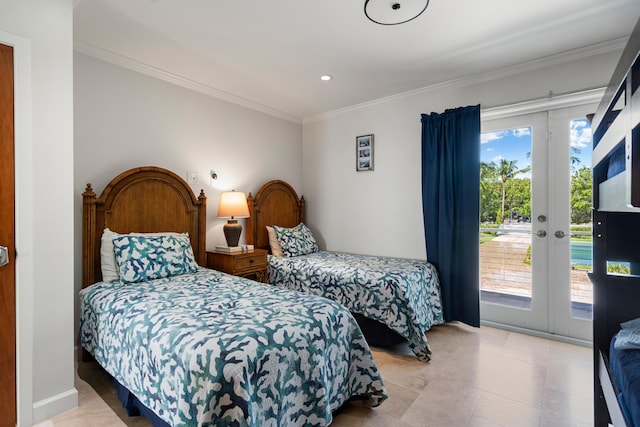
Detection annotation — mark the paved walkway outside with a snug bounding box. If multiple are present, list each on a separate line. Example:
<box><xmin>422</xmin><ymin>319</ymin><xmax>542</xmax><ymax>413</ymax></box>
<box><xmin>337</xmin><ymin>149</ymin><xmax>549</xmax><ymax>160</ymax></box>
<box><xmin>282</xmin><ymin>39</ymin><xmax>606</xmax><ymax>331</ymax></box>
<box><xmin>481</xmin><ymin>224</ymin><xmax>592</xmax><ymax>304</ymax></box>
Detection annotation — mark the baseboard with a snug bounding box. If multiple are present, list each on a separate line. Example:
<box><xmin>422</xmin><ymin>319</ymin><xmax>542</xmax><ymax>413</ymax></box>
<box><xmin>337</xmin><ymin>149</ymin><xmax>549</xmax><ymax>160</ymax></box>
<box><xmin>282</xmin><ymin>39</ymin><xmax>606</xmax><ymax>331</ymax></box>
<box><xmin>480</xmin><ymin>320</ymin><xmax>592</xmax><ymax>348</ymax></box>
<box><xmin>32</xmin><ymin>387</ymin><xmax>78</xmax><ymax>424</ymax></box>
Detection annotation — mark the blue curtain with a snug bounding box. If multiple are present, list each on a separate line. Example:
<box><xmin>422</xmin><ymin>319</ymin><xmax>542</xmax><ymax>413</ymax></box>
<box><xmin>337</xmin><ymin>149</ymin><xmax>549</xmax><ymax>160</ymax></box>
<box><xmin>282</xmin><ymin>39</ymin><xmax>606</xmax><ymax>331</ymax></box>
<box><xmin>421</xmin><ymin>105</ymin><xmax>480</xmax><ymax>327</ymax></box>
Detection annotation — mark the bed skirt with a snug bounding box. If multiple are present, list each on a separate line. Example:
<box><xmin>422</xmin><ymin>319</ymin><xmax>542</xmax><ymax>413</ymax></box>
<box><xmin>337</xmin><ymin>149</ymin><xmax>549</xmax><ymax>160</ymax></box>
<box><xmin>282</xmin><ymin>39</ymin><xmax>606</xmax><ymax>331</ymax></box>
<box><xmin>352</xmin><ymin>312</ymin><xmax>406</xmax><ymax>347</ymax></box>
<box><xmin>112</xmin><ymin>377</ymin><xmax>170</xmax><ymax>427</ymax></box>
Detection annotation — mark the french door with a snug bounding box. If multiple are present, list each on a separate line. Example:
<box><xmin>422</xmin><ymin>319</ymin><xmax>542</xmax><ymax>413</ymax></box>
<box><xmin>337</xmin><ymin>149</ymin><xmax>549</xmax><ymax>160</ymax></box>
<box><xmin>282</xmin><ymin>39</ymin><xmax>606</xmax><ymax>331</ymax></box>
<box><xmin>480</xmin><ymin>103</ymin><xmax>596</xmax><ymax>342</ymax></box>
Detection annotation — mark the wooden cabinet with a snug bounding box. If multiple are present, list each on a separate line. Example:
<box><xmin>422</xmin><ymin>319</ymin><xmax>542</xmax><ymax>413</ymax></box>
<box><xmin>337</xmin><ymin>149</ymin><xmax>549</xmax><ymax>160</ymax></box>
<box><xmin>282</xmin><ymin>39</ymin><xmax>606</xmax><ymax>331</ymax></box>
<box><xmin>591</xmin><ymin>17</ymin><xmax>640</xmax><ymax>427</ymax></box>
<box><xmin>206</xmin><ymin>249</ymin><xmax>268</xmax><ymax>283</ymax></box>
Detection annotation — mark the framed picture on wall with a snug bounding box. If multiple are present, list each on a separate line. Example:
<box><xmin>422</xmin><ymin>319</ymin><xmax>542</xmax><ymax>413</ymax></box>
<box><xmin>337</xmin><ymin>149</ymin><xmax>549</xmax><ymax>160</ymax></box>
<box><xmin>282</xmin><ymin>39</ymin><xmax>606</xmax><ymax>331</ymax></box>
<box><xmin>356</xmin><ymin>134</ymin><xmax>374</xmax><ymax>171</ymax></box>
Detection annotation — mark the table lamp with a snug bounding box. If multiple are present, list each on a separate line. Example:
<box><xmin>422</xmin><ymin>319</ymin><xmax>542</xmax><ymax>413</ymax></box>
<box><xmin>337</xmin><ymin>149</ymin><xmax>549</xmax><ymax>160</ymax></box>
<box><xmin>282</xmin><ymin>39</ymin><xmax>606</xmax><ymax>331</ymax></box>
<box><xmin>217</xmin><ymin>190</ymin><xmax>250</xmax><ymax>247</ymax></box>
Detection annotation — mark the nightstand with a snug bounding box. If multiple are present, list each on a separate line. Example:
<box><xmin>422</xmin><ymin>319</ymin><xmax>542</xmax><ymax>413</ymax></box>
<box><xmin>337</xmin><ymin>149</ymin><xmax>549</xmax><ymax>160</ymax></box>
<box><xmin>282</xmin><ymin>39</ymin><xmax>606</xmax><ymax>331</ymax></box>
<box><xmin>206</xmin><ymin>249</ymin><xmax>268</xmax><ymax>283</ymax></box>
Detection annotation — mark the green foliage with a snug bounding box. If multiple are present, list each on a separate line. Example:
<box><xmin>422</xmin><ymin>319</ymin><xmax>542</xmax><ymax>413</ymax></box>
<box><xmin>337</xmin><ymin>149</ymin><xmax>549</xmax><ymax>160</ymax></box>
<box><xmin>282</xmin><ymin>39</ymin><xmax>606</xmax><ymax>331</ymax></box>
<box><xmin>571</xmin><ymin>263</ymin><xmax>591</xmax><ymax>271</ymax></box>
<box><xmin>481</xmin><ymin>223</ymin><xmax>499</xmax><ymax>229</ymax></box>
<box><xmin>571</xmin><ymin>166</ymin><xmax>592</xmax><ymax>224</ymax></box>
<box><xmin>480</xmin><ymin>162</ymin><xmax>501</xmax><ymax>223</ymax></box>
<box><xmin>571</xmin><ymin>235</ymin><xmax>592</xmax><ymax>243</ymax></box>
<box><xmin>497</xmin><ymin>159</ymin><xmax>531</xmax><ymax>224</ymax></box>
<box><xmin>480</xmin><ymin>161</ymin><xmax>593</xmax><ymax>227</ymax></box>
<box><xmin>505</xmin><ymin>178</ymin><xmax>531</xmax><ymax>217</ymax></box>
<box><xmin>480</xmin><ymin>232</ymin><xmax>497</xmax><ymax>244</ymax></box>
<box><xmin>480</xmin><ymin>161</ymin><xmax>531</xmax><ymax>223</ymax></box>
<box><xmin>608</xmin><ymin>264</ymin><xmax>632</xmax><ymax>275</ymax></box>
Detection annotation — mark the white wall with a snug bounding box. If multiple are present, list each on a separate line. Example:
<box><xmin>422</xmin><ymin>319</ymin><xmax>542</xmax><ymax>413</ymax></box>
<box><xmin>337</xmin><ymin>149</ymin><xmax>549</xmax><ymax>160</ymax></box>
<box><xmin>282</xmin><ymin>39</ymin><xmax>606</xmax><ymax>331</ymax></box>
<box><xmin>0</xmin><ymin>0</ymin><xmax>77</xmax><ymax>425</ymax></box>
<box><xmin>302</xmin><ymin>49</ymin><xmax>623</xmax><ymax>260</ymax></box>
<box><xmin>73</xmin><ymin>52</ymin><xmax>302</xmax><ymax>308</ymax></box>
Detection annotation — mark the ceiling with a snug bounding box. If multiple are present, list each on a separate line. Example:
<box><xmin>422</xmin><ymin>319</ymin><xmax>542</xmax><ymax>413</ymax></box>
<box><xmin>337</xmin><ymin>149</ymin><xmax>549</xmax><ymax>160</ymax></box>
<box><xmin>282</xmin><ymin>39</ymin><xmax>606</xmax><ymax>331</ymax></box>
<box><xmin>73</xmin><ymin>0</ymin><xmax>640</xmax><ymax>122</ymax></box>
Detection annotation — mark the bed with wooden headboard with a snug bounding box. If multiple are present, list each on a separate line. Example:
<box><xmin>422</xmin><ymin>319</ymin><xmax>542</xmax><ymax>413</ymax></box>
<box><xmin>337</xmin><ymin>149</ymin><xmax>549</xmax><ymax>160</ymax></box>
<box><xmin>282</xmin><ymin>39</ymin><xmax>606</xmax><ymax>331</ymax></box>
<box><xmin>82</xmin><ymin>166</ymin><xmax>207</xmax><ymax>287</ymax></box>
<box><xmin>247</xmin><ymin>179</ymin><xmax>445</xmax><ymax>362</ymax></box>
<box><xmin>80</xmin><ymin>166</ymin><xmax>387</xmax><ymax>426</ymax></box>
<box><xmin>246</xmin><ymin>179</ymin><xmax>305</xmax><ymax>253</ymax></box>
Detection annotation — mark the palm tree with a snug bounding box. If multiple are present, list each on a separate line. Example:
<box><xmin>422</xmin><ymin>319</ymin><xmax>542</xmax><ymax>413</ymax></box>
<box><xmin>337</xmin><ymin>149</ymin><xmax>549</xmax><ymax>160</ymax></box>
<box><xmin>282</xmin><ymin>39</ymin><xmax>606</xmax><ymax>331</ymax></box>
<box><xmin>497</xmin><ymin>159</ymin><xmax>531</xmax><ymax>223</ymax></box>
<box><xmin>480</xmin><ymin>161</ymin><xmax>498</xmax><ymax>194</ymax></box>
<box><xmin>570</xmin><ymin>146</ymin><xmax>582</xmax><ymax>171</ymax></box>
<box><xmin>527</xmin><ymin>147</ymin><xmax>581</xmax><ymax>169</ymax></box>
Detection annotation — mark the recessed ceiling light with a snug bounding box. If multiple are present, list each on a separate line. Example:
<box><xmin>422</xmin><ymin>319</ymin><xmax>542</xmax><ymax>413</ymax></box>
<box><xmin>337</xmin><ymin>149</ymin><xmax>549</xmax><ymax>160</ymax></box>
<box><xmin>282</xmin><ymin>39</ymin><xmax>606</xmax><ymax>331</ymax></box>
<box><xmin>320</xmin><ymin>74</ymin><xmax>333</xmax><ymax>81</ymax></box>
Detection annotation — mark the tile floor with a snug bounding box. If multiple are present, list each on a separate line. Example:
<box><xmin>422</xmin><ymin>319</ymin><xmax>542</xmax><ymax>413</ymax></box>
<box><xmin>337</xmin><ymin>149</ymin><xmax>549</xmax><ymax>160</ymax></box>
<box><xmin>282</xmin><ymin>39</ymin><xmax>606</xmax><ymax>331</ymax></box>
<box><xmin>37</xmin><ymin>323</ymin><xmax>594</xmax><ymax>427</ymax></box>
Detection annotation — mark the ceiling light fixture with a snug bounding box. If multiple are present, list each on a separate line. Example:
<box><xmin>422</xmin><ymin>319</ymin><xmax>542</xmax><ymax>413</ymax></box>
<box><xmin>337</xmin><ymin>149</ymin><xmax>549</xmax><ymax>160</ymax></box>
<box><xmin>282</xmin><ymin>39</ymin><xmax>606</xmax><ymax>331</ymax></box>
<box><xmin>320</xmin><ymin>74</ymin><xmax>333</xmax><ymax>81</ymax></box>
<box><xmin>364</xmin><ymin>0</ymin><xmax>429</xmax><ymax>25</ymax></box>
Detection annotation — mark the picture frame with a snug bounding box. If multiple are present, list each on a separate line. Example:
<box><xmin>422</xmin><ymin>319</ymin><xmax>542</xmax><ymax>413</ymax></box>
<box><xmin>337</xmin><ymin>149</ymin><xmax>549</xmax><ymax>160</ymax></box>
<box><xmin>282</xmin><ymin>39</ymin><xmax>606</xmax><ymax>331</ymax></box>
<box><xmin>356</xmin><ymin>134</ymin><xmax>374</xmax><ymax>171</ymax></box>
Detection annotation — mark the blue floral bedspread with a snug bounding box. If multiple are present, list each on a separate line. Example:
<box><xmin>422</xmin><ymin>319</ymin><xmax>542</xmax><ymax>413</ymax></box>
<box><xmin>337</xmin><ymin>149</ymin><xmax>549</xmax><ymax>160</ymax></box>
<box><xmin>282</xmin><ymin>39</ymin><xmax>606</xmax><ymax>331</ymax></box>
<box><xmin>80</xmin><ymin>268</ymin><xmax>387</xmax><ymax>426</ymax></box>
<box><xmin>268</xmin><ymin>252</ymin><xmax>444</xmax><ymax>361</ymax></box>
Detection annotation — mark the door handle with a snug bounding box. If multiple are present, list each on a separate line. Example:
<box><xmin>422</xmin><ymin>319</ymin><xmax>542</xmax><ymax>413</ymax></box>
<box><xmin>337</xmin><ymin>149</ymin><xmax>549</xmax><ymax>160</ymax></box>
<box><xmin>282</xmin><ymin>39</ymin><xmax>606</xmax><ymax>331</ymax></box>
<box><xmin>0</xmin><ymin>246</ymin><xmax>8</xmax><ymax>267</ymax></box>
<box><xmin>536</xmin><ymin>230</ymin><xmax>547</xmax><ymax>237</ymax></box>
<box><xmin>554</xmin><ymin>231</ymin><xmax>566</xmax><ymax>239</ymax></box>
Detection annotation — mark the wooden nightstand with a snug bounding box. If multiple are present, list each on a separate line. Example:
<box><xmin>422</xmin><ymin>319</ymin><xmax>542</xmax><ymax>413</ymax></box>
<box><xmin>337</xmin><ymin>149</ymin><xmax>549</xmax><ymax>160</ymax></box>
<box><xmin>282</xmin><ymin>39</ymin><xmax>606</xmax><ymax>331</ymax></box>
<box><xmin>206</xmin><ymin>249</ymin><xmax>268</xmax><ymax>283</ymax></box>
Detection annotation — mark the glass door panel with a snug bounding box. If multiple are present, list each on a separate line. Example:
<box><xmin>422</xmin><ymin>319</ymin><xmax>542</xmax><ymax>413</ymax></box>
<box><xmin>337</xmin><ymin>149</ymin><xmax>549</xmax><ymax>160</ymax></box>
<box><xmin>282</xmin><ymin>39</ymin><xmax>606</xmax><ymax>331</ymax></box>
<box><xmin>569</xmin><ymin>117</ymin><xmax>593</xmax><ymax>320</ymax></box>
<box><xmin>480</xmin><ymin>112</ymin><xmax>548</xmax><ymax>332</ymax></box>
<box><xmin>480</xmin><ymin>126</ymin><xmax>533</xmax><ymax>307</ymax></box>
<box><xmin>547</xmin><ymin>105</ymin><xmax>594</xmax><ymax>341</ymax></box>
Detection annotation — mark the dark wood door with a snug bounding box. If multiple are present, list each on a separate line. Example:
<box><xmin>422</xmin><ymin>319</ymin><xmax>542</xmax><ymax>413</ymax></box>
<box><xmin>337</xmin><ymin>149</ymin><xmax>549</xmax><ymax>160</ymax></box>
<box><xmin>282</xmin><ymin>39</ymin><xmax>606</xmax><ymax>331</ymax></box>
<box><xmin>0</xmin><ymin>42</ymin><xmax>17</xmax><ymax>427</ymax></box>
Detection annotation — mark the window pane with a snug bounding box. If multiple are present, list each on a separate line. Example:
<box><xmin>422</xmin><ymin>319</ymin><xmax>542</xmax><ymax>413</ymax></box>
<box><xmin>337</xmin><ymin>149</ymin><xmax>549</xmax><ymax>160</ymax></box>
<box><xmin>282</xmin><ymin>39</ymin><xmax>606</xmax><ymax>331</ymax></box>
<box><xmin>569</xmin><ymin>118</ymin><xmax>592</xmax><ymax>319</ymax></box>
<box><xmin>480</xmin><ymin>127</ymin><xmax>533</xmax><ymax>308</ymax></box>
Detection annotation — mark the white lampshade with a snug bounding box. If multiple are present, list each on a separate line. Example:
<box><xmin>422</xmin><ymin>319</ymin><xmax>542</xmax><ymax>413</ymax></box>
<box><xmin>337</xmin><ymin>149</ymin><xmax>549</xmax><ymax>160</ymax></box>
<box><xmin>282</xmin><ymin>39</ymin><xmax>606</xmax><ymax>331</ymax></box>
<box><xmin>217</xmin><ymin>191</ymin><xmax>250</xmax><ymax>218</ymax></box>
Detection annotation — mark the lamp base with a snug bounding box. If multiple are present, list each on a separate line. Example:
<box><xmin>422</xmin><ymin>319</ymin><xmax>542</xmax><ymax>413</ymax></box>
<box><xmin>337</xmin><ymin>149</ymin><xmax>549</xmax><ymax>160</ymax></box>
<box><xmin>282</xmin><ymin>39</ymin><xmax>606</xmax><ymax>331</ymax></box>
<box><xmin>223</xmin><ymin>219</ymin><xmax>242</xmax><ymax>247</ymax></box>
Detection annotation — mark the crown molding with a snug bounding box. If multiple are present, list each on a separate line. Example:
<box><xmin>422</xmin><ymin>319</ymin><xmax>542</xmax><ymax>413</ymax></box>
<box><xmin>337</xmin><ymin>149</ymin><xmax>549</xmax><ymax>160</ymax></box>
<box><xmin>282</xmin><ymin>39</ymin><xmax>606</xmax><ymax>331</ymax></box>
<box><xmin>303</xmin><ymin>37</ymin><xmax>626</xmax><ymax>124</ymax></box>
<box><xmin>74</xmin><ymin>41</ymin><xmax>302</xmax><ymax>125</ymax></box>
<box><xmin>481</xmin><ymin>87</ymin><xmax>605</xmax><ymax>121</ymax></box>
<box><xmin>74</xmin><ymin>35</ymin><xmax>625</xmax><ymax>127</ymax></box>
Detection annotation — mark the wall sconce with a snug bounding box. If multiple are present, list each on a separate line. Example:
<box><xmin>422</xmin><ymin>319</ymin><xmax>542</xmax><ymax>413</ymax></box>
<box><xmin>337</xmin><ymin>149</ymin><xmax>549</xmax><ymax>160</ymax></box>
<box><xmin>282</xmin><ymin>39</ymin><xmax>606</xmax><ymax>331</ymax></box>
<box><xmin>209</xmin><ymin>170</ymin><xmax>218</xmax><ymax>187</ymax></box>
<box><xmin>217</xmin><ymin>190</ymin><xmax>250</xmax><ymax>247</ymax></box>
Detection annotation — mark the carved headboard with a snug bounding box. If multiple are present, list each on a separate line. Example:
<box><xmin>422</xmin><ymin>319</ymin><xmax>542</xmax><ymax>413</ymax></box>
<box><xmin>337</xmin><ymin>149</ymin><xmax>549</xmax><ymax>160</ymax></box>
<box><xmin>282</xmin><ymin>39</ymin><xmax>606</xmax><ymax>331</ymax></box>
<box><xmin>82</xmin><ymin>166</ymin><xmax>207</xmax><ymax>287</ymax></box>
<box><xmin>246</xmin><ymin>180</ymin><xmax>305</xmax><ymax>252</ymax></box>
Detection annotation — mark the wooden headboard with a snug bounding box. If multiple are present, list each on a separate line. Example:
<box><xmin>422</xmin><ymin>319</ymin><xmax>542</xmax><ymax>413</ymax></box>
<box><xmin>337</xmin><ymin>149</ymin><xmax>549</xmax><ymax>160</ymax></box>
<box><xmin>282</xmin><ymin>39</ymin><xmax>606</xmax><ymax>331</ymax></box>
<box><xmin>246</xmin><ymin>180</ymin><xmax>305</xmax><ymax>252</ymax></box>
<box><xmin>82</xmin><ymin>166</ymin><xmax>207</xmax><ymax>287</ymax></box>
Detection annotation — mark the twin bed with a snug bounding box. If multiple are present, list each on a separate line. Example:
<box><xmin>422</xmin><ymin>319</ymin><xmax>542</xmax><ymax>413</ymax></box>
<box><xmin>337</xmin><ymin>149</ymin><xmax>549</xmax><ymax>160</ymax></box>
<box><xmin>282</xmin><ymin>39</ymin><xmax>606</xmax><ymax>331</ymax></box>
<box><xmin>80</xmin><ymin>167</ymin><xmax>443</xmax><ymax>426</ymax></box>
<box><xmin>246</xmin><ymin>180</ymin><xmax>444</xmax><ymax>361</ymax></box>
<box><xmin>80</xmin><ymin>167</ymin><xmax>387</xmax><ymax>426</ymax></box>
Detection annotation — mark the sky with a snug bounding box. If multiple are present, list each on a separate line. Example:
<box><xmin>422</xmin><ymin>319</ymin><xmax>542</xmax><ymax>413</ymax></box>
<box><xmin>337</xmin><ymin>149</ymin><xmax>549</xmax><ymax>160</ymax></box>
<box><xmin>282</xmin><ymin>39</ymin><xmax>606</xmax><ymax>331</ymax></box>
<box><xmin>480</xmin><ymin>118</ymin><xmax>592</xmax><ymax>176</ymax></box>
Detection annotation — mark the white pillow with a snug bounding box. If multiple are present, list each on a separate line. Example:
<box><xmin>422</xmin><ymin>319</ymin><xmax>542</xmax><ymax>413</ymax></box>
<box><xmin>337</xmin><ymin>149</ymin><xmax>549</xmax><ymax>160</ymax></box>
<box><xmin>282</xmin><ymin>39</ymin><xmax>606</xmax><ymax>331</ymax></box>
<box><xmin>266</xmin><ymin>226</ymin><xmax>284</xmax><ymax>257</ymax></box>
<box><xmin>100</xmin><ymin>228</ymin><xmax>184</xmax><ymax>282</ymax></box>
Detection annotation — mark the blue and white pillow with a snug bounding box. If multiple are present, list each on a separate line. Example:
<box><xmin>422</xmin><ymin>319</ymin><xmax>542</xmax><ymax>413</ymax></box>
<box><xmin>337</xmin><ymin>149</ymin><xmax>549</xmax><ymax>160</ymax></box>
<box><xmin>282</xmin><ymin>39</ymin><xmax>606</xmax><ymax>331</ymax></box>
<box><xmin>112</xmin><ymin>233</ymin><xmax>198</xmax><ymax>284</ymax></box>
<box><xmin>273</xmin><ymin>223</ymin><xmax>319</xmax><ymax>258</ymax></box>
<box><xmin>100</xmin><ymin>229</ymin><xmax>185</xmax><ymax>282</ymax></box>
